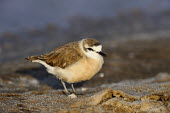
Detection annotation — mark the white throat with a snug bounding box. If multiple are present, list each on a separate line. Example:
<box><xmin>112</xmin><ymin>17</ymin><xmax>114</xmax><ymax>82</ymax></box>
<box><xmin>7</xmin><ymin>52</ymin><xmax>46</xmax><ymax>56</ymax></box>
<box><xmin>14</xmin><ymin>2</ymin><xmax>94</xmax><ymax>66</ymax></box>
<box><xmin>79</xmin><ymin>40</ymin><xmax>103</xmax><ymax>60</ymax></box>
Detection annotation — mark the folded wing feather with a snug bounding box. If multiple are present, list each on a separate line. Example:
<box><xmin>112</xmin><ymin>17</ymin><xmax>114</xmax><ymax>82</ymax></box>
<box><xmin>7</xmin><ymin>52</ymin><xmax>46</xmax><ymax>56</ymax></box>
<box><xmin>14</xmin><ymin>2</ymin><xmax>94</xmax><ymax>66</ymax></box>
<box><xmin>26</xmin><ymin>42</ymin><xmax>83</xmax><ymax>69</ymax></box>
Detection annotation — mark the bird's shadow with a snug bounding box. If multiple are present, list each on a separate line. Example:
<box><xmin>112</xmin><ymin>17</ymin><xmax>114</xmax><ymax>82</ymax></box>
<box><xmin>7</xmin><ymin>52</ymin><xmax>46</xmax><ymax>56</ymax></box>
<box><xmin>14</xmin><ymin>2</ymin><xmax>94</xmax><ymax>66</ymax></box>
<box><xmin>16</xmin><ymin>66</ymin><xmax>84</xmax><ymax>90</ymax></box>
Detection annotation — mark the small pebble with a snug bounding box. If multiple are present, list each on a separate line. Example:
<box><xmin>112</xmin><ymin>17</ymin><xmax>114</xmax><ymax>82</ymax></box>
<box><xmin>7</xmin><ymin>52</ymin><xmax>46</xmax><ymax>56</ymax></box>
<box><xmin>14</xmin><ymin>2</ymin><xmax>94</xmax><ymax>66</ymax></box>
<box><xmin>81</xmin><ymin>87</ymin><xmax>88</xmax><ymax>91</ymax></box>
<box><xmin>99</xmin><ymin>73</ymin><xmax>104</xmax><ymax>78</ymax></box>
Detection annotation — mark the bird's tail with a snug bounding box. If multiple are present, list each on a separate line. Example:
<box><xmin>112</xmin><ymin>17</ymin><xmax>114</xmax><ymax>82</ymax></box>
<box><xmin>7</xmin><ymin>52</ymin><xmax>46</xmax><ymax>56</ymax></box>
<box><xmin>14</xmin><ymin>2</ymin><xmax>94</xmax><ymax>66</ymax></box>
<box><xmin>25</xmin><ymin>55</ymin><xmax>55</xmax><ymax>74</ymax></box>
<box><xmin>25</xmin><ymin>56</ymin><xmax>39</xmax><ymax>61</ymax></box>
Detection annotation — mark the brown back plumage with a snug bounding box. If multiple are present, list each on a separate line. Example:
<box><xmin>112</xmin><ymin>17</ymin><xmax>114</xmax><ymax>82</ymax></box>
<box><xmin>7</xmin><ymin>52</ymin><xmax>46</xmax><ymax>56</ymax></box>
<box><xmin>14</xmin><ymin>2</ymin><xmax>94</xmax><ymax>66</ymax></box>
<box><xmin>26</xmin><ymin>38</ymin><xmax>101</xmax><ymax>69</ymax></box>
<box><xmin>26</xmin><ymin>41</ymin><xmax>83</xmax><ymax>69</ymax></box>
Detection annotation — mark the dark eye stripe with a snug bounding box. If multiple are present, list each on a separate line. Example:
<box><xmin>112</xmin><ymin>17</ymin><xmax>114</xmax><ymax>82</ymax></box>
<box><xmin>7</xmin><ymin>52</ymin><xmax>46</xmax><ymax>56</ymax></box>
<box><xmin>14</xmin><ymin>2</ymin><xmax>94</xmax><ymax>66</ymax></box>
<box><xmin>87</xmin><ymin>48</ymin><xmax>94</xmax><ymax>51</ymax></box>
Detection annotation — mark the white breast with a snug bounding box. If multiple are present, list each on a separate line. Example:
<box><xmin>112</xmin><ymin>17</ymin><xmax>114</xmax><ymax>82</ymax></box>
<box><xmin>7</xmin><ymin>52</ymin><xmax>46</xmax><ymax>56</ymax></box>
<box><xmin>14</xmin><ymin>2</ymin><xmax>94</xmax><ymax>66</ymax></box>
<box><xmin>55</xmin><ymin>57</ymin><xmax>104</xmax><ymax>83</ymax></box>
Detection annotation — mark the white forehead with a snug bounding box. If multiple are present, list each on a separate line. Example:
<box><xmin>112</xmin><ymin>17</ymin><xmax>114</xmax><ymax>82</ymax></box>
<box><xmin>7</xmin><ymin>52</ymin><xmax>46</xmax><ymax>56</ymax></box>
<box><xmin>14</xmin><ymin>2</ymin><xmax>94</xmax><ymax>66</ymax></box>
<box><xmin>85</xmin><ymin>44</ymin><xmax>102</xmax><ymax>52</ymax></box>
<box><xmin>92</xmin><ymin>45</ymin><xmax>102</xmax><ymax>52</ymax></box>
<box><xmin>82</xmin><ymin>43</ymin><xmax>103</xmax><ymax>60</ymax></box>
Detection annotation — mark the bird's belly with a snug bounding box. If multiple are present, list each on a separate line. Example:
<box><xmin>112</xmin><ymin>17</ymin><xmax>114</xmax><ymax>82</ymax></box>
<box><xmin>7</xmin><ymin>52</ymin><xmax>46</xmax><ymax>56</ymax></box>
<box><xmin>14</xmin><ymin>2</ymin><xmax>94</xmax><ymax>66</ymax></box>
<box><xmin>55</xmin><ymin>58</ymin><xmax>103</xmax><ymax>83</ymax></box>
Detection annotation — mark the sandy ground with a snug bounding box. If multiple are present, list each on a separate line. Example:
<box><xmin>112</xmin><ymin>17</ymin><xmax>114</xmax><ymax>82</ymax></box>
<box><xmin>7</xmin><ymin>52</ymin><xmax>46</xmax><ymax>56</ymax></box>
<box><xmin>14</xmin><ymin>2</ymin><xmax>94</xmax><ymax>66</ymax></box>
<box><xmin>0</xmin><ymin>74</ymin><xmax>169</xmax><ymax>112</ymax></box>
<box><xmin>0</xmin><ymin>35</ymin><xmax>170</xmax><ymax>112</ymax></box>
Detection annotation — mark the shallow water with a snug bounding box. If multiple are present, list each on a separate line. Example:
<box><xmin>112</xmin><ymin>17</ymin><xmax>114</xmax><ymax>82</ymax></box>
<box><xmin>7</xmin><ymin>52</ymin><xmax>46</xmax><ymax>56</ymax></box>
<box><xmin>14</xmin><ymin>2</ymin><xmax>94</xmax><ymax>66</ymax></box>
<box><xmin>0</xmin><ymin>0</ymin><xmax>170</xmax><ymax>32</ymax></box>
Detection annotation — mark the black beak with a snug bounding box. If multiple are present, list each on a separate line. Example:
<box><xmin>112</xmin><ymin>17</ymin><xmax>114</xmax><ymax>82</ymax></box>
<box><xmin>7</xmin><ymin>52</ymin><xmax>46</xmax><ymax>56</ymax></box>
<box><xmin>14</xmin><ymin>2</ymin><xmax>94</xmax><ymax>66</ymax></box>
<box><xmin>98</xmin><ymin>51</ymin><xmax>107</xmax><ymax>57</ymax></box>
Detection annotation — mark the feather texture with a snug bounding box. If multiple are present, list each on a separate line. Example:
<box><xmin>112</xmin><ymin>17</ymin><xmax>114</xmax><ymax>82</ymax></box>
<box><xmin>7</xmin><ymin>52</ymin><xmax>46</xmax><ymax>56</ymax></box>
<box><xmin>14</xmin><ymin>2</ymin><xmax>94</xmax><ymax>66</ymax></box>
<box><xmin>26</xmin><ymin>41</ymin><xmax>83</xmax><ymax>69</ymax></box>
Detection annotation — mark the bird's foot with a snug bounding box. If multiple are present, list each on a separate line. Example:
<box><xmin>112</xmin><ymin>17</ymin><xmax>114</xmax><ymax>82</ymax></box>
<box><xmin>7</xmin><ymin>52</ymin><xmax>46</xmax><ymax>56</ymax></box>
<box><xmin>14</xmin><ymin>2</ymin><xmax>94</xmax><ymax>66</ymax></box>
<box><xmin>68</xmin><ymin>93</ymin><xmax>77</xmax><ymax>99</ymax></box>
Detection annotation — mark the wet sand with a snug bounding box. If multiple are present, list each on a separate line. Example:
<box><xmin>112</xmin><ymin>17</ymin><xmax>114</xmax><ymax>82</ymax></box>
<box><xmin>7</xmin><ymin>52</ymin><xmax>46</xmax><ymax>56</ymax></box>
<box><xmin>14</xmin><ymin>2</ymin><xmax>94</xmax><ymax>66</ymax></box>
<box><xmin>0</xmin><ymin>34</ymin><xmax>170</xmax><ymax>112</ymax></box>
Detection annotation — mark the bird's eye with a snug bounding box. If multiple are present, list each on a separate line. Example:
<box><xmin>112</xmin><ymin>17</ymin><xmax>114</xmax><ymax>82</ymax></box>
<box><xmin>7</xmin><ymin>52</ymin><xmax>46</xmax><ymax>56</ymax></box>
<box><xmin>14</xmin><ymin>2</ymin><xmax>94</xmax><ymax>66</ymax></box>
<box><xmin>87</xmin><ymin>48</ymin><xmax>94</xmax><ymax>51</ymax></box>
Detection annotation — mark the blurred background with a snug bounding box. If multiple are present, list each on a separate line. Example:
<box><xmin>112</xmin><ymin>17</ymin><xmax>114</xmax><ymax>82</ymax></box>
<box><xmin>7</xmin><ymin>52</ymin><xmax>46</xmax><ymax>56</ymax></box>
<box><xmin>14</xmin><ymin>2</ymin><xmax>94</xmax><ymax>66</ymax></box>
<box><xmin>0</xmin><ymin>0</ymin><xmax>170</xmax><ymax>91</ymax></box>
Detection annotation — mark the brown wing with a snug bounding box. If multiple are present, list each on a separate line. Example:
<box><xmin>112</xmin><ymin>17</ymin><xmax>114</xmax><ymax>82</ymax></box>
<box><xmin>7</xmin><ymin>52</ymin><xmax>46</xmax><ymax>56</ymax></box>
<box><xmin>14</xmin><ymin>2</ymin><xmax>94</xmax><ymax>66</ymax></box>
<box><xmin>26</xmin><ymin>41</ymin><xmax>83</xmax><ymax>69</ymax></box>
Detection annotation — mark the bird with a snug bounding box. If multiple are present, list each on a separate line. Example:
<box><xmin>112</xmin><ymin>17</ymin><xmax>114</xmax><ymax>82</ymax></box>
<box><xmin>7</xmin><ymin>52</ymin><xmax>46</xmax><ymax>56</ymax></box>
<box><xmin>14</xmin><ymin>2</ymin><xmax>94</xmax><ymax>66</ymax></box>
<box><xmin>26</xmin><ymin>38</ymin><xmax>106</xmax><ymax>98</ymax></box>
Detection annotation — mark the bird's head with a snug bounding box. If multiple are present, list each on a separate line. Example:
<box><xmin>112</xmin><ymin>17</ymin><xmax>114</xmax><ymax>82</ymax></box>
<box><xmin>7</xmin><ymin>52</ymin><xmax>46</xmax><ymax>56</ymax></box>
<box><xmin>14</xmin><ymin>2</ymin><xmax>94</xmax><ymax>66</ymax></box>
<box><xmin>81</xmin><ymin>38</ymin><xmax>107</xmax><ymax>59</ymax></box>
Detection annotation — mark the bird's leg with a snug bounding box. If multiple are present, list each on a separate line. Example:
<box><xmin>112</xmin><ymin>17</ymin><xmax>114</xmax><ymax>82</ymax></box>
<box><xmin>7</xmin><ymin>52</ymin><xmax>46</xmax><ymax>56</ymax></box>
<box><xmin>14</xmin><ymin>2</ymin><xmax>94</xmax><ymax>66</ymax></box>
<box><xmin>61</xmin><ymin>80</ymin><xmax>77</xmax><ymax>98</ymax></box>
<box><xmin>61</xmin><ymin>80</ymin><xmax>69</xmax><ymax>94</ymax></box>
<box><xmin>68</xmin><ymin>83</ymin><xmax>77</xmax><ymax>98</ymax></box>
<box><xmin>71</xmin><ymin>84</ymin><xmax>76</xmax><ymax>94</ymax></box>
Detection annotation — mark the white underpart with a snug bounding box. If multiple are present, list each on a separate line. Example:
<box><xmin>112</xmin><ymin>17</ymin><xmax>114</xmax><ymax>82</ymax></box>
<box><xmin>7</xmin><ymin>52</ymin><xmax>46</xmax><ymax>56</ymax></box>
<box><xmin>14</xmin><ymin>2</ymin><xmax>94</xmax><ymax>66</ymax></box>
<box><xmin>32</xmin><ymin>60</ymin><xmax>70</xmax><ymax>80</ymax></box>
<box><xmin>80</xmin><ymin>40</ymin><xmax>103</xmax><ymax>60</ymax></box>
